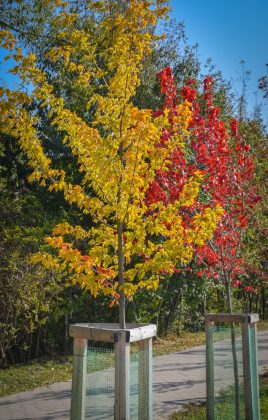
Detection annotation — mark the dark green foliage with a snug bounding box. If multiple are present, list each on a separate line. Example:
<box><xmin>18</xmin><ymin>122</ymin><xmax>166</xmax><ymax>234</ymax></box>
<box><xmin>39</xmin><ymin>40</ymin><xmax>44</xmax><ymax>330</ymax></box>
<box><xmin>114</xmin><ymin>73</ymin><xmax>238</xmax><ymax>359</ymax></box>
<box><xmin>0</xmin><ymin>136</ymin><xmax>64</xmax><ymax>364</ymax></box>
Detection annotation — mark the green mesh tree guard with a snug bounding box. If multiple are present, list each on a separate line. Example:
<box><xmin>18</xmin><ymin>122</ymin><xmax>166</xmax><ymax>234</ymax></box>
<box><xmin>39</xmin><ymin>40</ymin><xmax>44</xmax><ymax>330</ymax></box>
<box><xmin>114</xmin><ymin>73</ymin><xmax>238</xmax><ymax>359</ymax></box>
<box><xmin>213</xmin><ymin>325</ymin><xmax>245</xmax><ymax>419</ymax></box>
<box><xmin>205</xmin><ymin>313</ymin><xmax>260</xmax><ymax>420</ymax></box>
<box><xmin>85</xmin><ymin>347</ymin><xmax>115</xmax><ymax>419</ymax></box>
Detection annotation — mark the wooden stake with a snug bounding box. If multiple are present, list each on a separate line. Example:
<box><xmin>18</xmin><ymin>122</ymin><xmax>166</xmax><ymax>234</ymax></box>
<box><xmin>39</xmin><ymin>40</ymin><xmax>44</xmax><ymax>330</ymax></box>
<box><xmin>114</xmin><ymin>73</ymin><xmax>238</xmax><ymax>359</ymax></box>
<box><xmin>115</xmin><ymin>330</ymin><xmax>130</xmax><ymax>419</ymax></box>
<box><xmin>241</xmin><ymin>319</ymin><xmax>260</xmax><ymax>420</ymax></box>
<box><xmin>206</xmin><ymin>320</ymin><xmax>215</xmax><ymax>420</ymax></box>
<box><xmin>70</xmin><ymin>338</ymin><xmax>87</xmax><ymax>420</ymax></box>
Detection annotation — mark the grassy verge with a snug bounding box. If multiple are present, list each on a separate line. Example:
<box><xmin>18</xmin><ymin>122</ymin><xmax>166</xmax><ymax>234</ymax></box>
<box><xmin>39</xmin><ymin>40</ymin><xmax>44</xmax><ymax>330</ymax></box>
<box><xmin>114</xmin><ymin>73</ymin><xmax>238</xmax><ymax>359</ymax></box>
<box><xmin>258</xmin><ymin>319</ymin><xmax>268</xmax><ymax>331</ymax></box>
<box><xmin>260</xmin><ymin>370</ymin><xmax>268</xmax><ymax>416</ymax></box>
<box><xmin>0</xmin><ymin>356</ymin><xmax>73</xmax><ymax>398</ymax></box>
<box><xmin>153</xmin><ymin>330</ymin><xmax>205</xmax><ymax>357</ymax></box>
<box><xmin>169</xmin><ymin>370</ymin><xmax>268</xmax><ymax>419</ymax></box>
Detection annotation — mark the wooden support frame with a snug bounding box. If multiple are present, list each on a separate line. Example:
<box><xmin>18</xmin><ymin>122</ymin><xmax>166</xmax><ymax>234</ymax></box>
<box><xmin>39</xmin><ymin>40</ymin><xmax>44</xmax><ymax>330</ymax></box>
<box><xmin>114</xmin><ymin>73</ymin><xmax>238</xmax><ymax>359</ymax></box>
<box><xmin>69</xmin><ymin>323</ymin><xmax>156</xmax><ymax>420</ymax></box>
<box><xmin>115</xmin><ymin>330</ymin><xmax>130</xmax><ymax>419</ymax></box>
<box><xmin>205</xmin><ymin>313</ymin><xmax>260</xmax><ymax>420</ymax></box>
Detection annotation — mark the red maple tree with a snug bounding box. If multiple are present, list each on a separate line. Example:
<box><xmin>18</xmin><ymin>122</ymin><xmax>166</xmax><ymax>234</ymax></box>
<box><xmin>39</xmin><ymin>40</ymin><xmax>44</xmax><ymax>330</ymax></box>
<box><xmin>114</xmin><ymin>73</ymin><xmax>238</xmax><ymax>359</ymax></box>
<box><xmin>147</xmin><ymin>67</ymin><xmax>261</xmax><ymax>312</ymax></box>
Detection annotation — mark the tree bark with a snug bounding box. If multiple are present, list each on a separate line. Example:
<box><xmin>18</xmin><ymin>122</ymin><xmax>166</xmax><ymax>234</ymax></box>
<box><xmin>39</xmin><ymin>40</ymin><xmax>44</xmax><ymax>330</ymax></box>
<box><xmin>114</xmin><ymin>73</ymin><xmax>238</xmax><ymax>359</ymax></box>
<box><xmin>226</xmin><ymin>281</ymin><xmax>241</xmax><ymax>420</ymax></box>
<box><xmin>154</xmin><ymin>277</ymin><xmax>171</xmax><ymax>334</ymax></box>
<box><xmin>262</xmin><ymin>287</ymin><xmax>265</xmax><ymax>319</ymax></box>
<box><xmin>118</xmin><ymin>221</ymin><xmax>126</xmax><ymax>329</ymax></box>
<box><xmin>35</xmin><ymin>327</ymin><xmax>41</xmax><ymax>359</ymax></box>
<box><xmin>64</xmin><ymin>314</ymin><xmax>69</xmax><ymax>354</ymax></box>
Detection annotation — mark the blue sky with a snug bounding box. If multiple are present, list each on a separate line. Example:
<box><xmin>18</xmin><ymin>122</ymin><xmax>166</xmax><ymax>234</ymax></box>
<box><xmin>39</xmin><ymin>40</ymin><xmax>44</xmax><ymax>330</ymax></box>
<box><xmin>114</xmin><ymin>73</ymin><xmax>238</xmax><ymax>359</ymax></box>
<box><xmin>170</xmin><ymin>0</ymin><xmax>268</xmax><ymax>124</ymax></box>
<box><xmin>1</xmin><ymin>1</ymin><xmax>267</xmax><ymax>124</ymax></box>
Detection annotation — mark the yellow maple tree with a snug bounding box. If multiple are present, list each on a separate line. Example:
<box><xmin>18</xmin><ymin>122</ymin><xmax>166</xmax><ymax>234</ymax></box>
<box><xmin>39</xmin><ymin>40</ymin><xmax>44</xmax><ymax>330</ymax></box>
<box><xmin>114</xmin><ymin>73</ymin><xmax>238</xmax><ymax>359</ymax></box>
<box><xmin>0</xmin><ymin>0</ymin><xmax>222</xmax><ymax>327</ymax></box>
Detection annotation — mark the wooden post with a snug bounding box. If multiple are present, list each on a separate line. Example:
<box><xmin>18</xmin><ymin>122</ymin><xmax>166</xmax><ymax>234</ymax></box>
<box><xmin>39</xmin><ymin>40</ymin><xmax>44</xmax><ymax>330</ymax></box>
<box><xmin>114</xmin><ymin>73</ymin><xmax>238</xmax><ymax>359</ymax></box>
<box><xmin>70</xmin><ymin>338</ymin><xmax>87</xmax><ymax>420</ymax></box>
<box><xmin>241</xmin><ymin>317</ymin><xmax>260</xmax><ymax>420</ymax></box>
<box><xmin>206</xmin><ymin>320</ymin><xmax>215</xmax><ymax>420</ymax></box>
<box><xmin>138</xmin><ymin>338</ymin><xmax>153</xmax><ymax>420</ymax></box>
<box><xmin>115</xmin><ymin>330</ymin><xmax>130</xmax><ymax>420</ymax></box>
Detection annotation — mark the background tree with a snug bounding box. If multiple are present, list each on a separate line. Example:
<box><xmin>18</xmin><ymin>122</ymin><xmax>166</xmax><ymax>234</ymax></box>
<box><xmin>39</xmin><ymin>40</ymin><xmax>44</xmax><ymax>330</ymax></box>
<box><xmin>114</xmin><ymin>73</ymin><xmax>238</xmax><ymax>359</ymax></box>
<box><xmin>258</xmin><ymin>64</ymin><xmax>268</xmax><ymax>99</ymax></box>
<box><xmin>239</xmin><ymin>113</ymin><xmax>268</xmax><ymax>316</ymax></box>
<box><xmin>0</xmin><ymin>135</ymin><xmax>64</xmax><ymax>364</ymax></box>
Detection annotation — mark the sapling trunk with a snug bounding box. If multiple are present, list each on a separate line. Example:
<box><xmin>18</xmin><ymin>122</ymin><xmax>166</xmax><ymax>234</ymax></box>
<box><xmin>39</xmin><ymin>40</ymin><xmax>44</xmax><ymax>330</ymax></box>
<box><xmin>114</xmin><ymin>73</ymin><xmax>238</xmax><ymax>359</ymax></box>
<box><xmin>226</xmin><ymin>281</ymin><xmax>241</xmax><ymax>420</ymax></box>
<box><xmin>118</xmin><ymin>221</ymin><xmax>126</xmax><ymax>329</ymax></box>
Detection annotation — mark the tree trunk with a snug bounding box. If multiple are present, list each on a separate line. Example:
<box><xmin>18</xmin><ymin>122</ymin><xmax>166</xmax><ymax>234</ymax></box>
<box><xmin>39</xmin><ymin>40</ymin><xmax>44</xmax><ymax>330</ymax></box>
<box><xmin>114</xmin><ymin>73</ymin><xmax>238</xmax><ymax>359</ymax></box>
<box><xmin>7</xmin><ymin>348</ymin><xmax>15</xmax><ymax>365</ymax></box>
<box><xmin>262</xmin><ymin>287</ymin><xmax>265</xmax><ymax>319</ymax></box>
<box><xmin>118</xmin><ymin>221</ymin><xmax>126</xmax><ymax>329</ymax></box>
<box><xmin>164</xmin><ymin>291</ymin><xmax>180</xmax><ymax>336</ymax></box>
<box><xmin>226</xmin><ymin>281</ymin><xmax>241</xmax><ymax>420</ymax></box>
<box><xmin>35</xmin><ymin>327</ymin><xmax>41</xmax><ymax>359</ymax></box>
<box><xmin>27</xmin><ymin>333</ymin><xmax>33</xmax><ymax>361</ymax></box>
<box><xmin>154</xmin><ymin>277</ymin><xmax>171</xmax><ymax>334</ymax></box>
<box><xmin>255</xmin><ymin>293</ymin><xmax>259</xmax><ymax>314</ymax></box>
<box><xmin>64</xmin><ymin>314</ymin><xmax>69</xmax><ymax>354</ymax></box>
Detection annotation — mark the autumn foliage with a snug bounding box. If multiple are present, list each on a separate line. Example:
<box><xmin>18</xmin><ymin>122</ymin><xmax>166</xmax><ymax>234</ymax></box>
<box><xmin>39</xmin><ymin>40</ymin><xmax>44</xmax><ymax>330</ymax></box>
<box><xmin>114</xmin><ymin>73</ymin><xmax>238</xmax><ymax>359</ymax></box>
<box><xmin>150</xmin><ymin>66</ymin><xmax>260</xmax><ymax>307</ymax></box>
<box><xmin>0</xmin><ymin>0</ymin><xmax>260</xmax><ymax>330</ymax></box>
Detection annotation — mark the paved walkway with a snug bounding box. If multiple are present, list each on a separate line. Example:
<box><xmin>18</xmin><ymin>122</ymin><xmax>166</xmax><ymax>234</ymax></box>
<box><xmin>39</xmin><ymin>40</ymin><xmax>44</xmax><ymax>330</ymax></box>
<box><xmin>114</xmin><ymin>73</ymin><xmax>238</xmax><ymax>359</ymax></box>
<box><xmin>0</xmin><ymin>330</ymin><xmax>267</xmax><ymax>420</ymax></box>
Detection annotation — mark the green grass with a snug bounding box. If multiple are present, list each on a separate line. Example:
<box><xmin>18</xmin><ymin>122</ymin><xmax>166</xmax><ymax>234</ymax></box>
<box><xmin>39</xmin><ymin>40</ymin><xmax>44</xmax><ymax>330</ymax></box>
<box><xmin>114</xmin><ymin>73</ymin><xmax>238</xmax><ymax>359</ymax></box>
<box><xmin>169</xmin><ymin>370</ymin><xmax>268</xmax><ymax>419</ymax></box>
<box><xmin>153</xmin><ymin>330</ymin><xmax>205</xmax><ymax>357</ymax></box>
<box><xmin>260</xmin><ymin>371</ymin><xmax>268</xmax><ymax>417</ymax></box>
<box><xmin>169</xmin><ymin>402</ymin><xmax>206</xmax><ymax>419</ymax></box>
<box><xmin>258</xmin><ymin>319</ymin><xmax>268</xmax><ymax>331</ymax></box>
<box><xmin>0</xmin><ymin>356</ymin><xmax>73</xmax><ymax>398</ymax></box>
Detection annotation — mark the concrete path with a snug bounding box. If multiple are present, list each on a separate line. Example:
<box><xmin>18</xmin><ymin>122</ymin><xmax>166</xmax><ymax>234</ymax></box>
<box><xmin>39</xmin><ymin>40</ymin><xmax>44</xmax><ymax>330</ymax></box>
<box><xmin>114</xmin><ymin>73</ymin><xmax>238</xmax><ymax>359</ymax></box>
<box><xmin>0</xmin><ymin>330</ymin><xmax>267</xmax><ymax>420</ymax></box>
<box><xmin>153</xmin><ymin>330</ymin><xmax>268</xmax><ymax>418</ymax></box>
